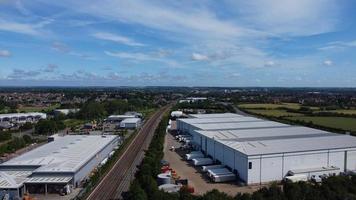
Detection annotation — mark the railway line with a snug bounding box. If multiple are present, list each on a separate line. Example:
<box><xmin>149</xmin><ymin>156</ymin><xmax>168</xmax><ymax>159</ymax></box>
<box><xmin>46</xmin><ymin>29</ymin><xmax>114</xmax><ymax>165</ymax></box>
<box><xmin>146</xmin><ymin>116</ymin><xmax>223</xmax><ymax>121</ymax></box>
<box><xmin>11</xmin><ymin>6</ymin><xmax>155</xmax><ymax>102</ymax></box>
<box><xmin>86</xmin><ymin>105</ymin><xmax>171</xmax><ymax>200</ymax></box>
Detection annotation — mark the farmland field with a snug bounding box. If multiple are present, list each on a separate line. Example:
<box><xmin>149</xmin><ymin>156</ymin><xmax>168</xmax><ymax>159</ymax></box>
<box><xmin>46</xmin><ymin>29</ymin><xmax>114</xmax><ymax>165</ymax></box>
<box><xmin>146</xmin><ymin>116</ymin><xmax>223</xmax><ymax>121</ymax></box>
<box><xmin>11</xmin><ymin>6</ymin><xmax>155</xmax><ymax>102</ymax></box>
<box><xmin>286</xmin><ymin>116</ymin><xmax>356</xmax><ymax>132</ymax></box>
<box><xmin>316</xmin><ymin>109</ymin><xmax>356</xmax><ymax>115</ymax></box>
<box><xmin>238</xmin><ymin>103</ymin><xmax>301</xmax><ymax>110</ymax></box>
<box><xmin>246</xmin><ymin>109</ymin><xmax>304</xmax><ymax>117</ymax></box>
<box><xmin>17</xmin><ymin>104</ymin><xmax>60</xmax><ymax>112</ymax></box>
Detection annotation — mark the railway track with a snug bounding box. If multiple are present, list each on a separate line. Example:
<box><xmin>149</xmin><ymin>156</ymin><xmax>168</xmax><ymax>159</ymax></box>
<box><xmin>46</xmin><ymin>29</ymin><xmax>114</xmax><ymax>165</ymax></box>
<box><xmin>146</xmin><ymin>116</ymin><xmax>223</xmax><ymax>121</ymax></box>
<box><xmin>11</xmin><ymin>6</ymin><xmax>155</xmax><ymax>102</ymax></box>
<box><xmin>86</xmin><ymin>105</ymin><xmax>171</xmax><ymax>200</ymax></box>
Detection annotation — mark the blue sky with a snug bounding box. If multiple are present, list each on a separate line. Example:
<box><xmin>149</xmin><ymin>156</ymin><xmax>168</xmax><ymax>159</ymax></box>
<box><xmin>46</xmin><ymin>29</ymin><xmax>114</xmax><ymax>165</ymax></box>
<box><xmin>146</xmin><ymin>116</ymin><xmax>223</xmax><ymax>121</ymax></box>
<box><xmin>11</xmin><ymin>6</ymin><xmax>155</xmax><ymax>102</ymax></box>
<box><xmin>0</xmin><ymin>0</ymin><xmax>356</xmax><ymax>87</ymax></box>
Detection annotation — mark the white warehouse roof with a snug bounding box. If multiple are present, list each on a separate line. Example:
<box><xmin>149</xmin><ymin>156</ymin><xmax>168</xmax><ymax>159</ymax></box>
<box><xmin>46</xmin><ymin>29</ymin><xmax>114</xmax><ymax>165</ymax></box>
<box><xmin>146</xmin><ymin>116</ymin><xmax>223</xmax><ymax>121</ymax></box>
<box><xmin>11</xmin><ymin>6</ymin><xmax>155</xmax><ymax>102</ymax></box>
<box><xmin>107</xmin><ymin>115</ymin><xmax>136</xmax><ymax>120</ymax></box>
<box><xmin>191</xmin><ymin>121</ymin><xmax>290</xmax><ymax>131</ymax></box>
<box><xmin>195</xmin><ymin>126</ymin><xmax>356</xmax><ymax>156</ymax></box>
<box><xmin>220</xmin><ymin>134</ymin><xmax>356</xmax><ymax>156</ymax></box>
<box><xmin>121</xmin><ymin>118</ymin><xmax>141</xmax><ymax>124</ymax></box>
<box><xmin>179</xmin><ymin>116</ymin><xmax>262</xmax><ymax>124</ymax></box>
<box><xmin>189</xmin><ymin>113</ymin><xmax>243</xmax><ymax>118</ymax></box>
<box><xmin>1</xmin><ymin>135</ymin><xmax>118</xmax><ymax>173</ymax></box>
<box><xmin>195</xmin><ymin>126</ymin><xmax>331</xmax><ymax>141</ymax></box>
<box><xmin>0</xmin><ymin>112</ymin><xmax>46</xmax><ymax>119</ymax></box>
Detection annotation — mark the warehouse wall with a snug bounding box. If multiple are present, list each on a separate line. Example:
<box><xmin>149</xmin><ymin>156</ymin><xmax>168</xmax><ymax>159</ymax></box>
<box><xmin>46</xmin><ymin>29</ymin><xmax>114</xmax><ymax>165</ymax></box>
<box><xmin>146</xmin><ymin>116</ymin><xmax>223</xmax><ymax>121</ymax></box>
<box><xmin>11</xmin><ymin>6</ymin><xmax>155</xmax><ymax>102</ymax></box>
<box><xmin>73</xmin><ymin>137</ymin><xmax>118</xmax><ymax>187</ymax></box>
<box><xmin>234</xmin><ymin>151</ymin><xmax>248</xmax><ymax>182</ymax></box>
<box><xmin>246</xmin><ymin>149</ymin><xmax>354</xmax><ymax>184</ymax></box>
<box><xmin>329</xmin><ymin>150</ymin><xmax>346</xmax><ymax>169</ymax></box>
<box><xmin>347</xmin><ymin>149</ymin><xmax>356</xmax><ymax>171</ymax></box>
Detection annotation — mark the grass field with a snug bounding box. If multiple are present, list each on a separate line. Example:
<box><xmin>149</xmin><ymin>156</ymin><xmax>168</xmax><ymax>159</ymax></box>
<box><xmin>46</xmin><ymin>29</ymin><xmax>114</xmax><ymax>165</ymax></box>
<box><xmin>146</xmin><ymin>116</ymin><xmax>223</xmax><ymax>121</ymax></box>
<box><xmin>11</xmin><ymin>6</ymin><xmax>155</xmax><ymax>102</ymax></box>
<box><xmin>246</xmin><ymin>109</ymin><xmax>304</xmax><ymax>117</ymax></box>
<box><xmin>316</xmin><ymin>109</ymin><xmax>356</xmax><ymax>115</ymax></box>
<box><xmin>238</xmin><ymin>103</ymin><xmax>301</xmax><ymax>110</ymax></box>
<box><xmin>286</xmin><ymin>116</ymin><xmax>356</xmax><ymax>132</ymax></box>
<box><xmin>17</xmin><ymin>104</ymin><xmax>60</xmax><ymax>113</ymax></box>
<box><xmin>63</xmin><ymin>119</ymin><xmax>85</xmax><ymax>128</ymax></box>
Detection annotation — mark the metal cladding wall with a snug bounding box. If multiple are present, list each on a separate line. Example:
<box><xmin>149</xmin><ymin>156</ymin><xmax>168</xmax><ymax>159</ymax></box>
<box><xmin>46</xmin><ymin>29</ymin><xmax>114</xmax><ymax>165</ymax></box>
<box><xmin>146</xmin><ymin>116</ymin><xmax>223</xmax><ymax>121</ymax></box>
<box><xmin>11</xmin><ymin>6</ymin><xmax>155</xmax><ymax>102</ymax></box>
<box><xmin>122</xmin><ymin>122</ymin><xmax>139</xmax><ymax>128</ymax></box>
<box><xmin>347</xmin><ymin>150</ymin><xmax>356</xmax><ymax>170</ymax></box>
<box><xmin>246</xmin><ymin>148</ymin><xmax>356</xmax><ymax>184</ymax></box>
<box><xmin>196</xmin><ymin>132</ymin><xmax>249</xmax><ymax>182</ymax></box>
<box><xmin>73</xmin><ymin>137</ymin><xmax>119</xmax><ymax>186</ymax></box>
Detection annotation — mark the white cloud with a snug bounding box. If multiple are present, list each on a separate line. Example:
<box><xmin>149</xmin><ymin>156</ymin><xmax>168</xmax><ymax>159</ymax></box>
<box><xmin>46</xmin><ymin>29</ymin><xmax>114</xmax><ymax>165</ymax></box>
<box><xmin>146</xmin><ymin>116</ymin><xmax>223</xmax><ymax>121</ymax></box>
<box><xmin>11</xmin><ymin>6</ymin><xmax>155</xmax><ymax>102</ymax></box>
<box><xmin>51</xmin><ymin>42</ymin><xmax>93</xmax><ymax>59</ymax></box>
<box><xmin>0</xmin><ymin>17</ymin><xmax>52</xmax><ymax>36</ymax></box>
<box><xmin>323</xmin><ymin>60</ymin><xmax>333</xmax><ymax>66</ymax></box>
<box><xmin>52</xmin><ymin>42</ymin><xmax>70</xmax><ymax>53</ymax></box>
<box><xmin>191</xmin><ymin>53</ymin><xmax>209</xmax><ymax>61</ymax></box>
<box><xmin>231</xmin><ymin>0</ymin><xmax>342</xmax><ymax>36</ymax></box>
<box><xmin>264</xmin><ymin>61</ymin><xmax>276</xmax><ymax>67</ymax></box>
<box><xmin>6</xmin><ymin>69</ymin><xmax>41</xmax><ymax>79</ymax></box>
<box><xmin>105</xmin><ymin>51</ymin><xmax>152</xmax><ymax>61</ymax></box>
<box><xmin>0</xmin><ymin>19</ymin><xmax>40</xmax><ymax>35</ymax></box>
<box><xmin>92</xmin><ymin>32</ymin><xmax>144</xmax><ymax>46</ymax></box>
<box><xmin>319</xmin><ymin>40</ymin><xmax>356</xmax><ymax>51</ymax></box>
<box><xmin>43</xmin><ymin>64</ymin><xmax>58</xmax><ymax>72</ymax></box>
<box><xmin>0</xmin><ymin>50</ymin><xmax>11</xmax><ymax>57</ymax></box>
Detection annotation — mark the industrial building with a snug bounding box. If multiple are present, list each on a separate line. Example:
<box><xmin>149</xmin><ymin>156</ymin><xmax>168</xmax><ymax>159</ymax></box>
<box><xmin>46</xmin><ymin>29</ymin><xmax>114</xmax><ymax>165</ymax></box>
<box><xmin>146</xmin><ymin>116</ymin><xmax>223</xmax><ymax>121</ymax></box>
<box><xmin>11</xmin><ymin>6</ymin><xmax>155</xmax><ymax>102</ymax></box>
<box><xmin>107</xmin><ymin>114</ymin><xmax>136</xmax><ymax>122</ymax></box>
<box><xmin>53</xmin><ymin>109</ymin><xmax>80</xmax><ymax>116</ymax></box>
<box><xmin>0</xmin><ymin>112</ymin><xmax>46</xmax><ymax>123</ymax></box>
<box><xmin>0</xmin><ymin>134</ymin><xmax>119</xmax><ymax>199</ymax></box>
<box><xmin>120</xmin><ymin>118</ymin><xmax>142</xmax><ymax>129</ymax></box>
<box><xmin>177</xmin><ymin>113</ymin><xmax>356</xmax><ymax>185</ymax></box>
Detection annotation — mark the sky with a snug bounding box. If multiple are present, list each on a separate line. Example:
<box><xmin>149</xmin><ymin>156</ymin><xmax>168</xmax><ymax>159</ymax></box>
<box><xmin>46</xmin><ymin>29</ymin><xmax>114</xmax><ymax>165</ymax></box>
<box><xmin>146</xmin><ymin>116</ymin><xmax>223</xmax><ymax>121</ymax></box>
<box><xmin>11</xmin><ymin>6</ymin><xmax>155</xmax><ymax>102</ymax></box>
<box><xmin>0</xmin><ymin>0</ymin><xmax>356</xmax><ymax>87</ymax></box>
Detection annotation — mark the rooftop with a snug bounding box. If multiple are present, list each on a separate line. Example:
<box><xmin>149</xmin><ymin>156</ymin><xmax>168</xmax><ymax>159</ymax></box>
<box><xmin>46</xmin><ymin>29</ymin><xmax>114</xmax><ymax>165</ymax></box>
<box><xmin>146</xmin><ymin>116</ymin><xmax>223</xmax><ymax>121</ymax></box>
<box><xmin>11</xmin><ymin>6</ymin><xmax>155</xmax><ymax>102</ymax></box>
<box><xmin>121</xmin><ymin>118</ymin><xmax>141</xmax><ymax>123</ymax></box>
<box><xmin>178</xmin><ymin>116</ymin><xmax>262</xmax><ymax>124</ymax></box>
<box><xmin>189</xmin><ymin>113</ymin><xmax>243</xmax><ymax>118</ymax></box>
<box><xmin>219</xmin><ymin>134</ymin><xmax>356</xmax><ymax>156</ymax></box>
<box><xmin>191</xmin><ymin>121</ymin><xmax>290</xmax><ymax>131</ymax></box>
<box><xmin>107</xmin><ymin>115</ymin><xmax>136</xmax><ymax>119</ymax></box>
<box><xmin>195</xmin><ymin>126</ymin><xmax>356</xmax><ymax>156</ymax></box>
<box><xmin>0</xmin><ymin>112</ymin><xmax>46</xmax><ymax>119</ymax></box>
<box><xmin>1</xmin><ymin>135</ymin><xmax>118</xmax><ymax>173</ymax></box>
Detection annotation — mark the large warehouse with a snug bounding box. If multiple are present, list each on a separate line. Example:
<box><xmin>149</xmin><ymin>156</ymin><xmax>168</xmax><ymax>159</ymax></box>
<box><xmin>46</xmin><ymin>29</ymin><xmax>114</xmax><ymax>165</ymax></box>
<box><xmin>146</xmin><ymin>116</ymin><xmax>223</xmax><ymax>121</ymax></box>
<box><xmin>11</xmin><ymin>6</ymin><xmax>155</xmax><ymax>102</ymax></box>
<box><xmin>0</xmin><ymin>112</ymin><xmax>46</xmax><ymax>123</ymax></box>
<box><xmin>177</xmin><ymin>113</ymin><xmax>356</xmax><ymax>185</ymax></box>
<box><xmin>0</xmin><ymin>134</ymin><xmax>119</xmax><ymax>199</ymax></box>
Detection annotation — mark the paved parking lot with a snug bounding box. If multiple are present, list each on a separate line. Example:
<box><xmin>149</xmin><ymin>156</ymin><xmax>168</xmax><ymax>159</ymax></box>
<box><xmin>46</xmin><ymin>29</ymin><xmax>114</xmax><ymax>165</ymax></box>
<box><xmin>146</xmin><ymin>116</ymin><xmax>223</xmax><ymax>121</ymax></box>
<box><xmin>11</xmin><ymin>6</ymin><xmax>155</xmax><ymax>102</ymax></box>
<box><xmin>163</xmin><ymin>131</ymin><xmax>262</xmax><ymax>196</ymax></box>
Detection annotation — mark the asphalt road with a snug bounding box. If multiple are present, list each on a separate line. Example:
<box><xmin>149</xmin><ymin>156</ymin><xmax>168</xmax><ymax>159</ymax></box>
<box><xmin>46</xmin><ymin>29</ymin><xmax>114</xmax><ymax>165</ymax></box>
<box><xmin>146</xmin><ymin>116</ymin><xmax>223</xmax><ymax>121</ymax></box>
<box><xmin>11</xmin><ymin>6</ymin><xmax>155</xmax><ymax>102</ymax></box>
<box><xmin>86</xmin><ymin>105</ymin><xmax>171</xmax><ymax>200</ymax></box>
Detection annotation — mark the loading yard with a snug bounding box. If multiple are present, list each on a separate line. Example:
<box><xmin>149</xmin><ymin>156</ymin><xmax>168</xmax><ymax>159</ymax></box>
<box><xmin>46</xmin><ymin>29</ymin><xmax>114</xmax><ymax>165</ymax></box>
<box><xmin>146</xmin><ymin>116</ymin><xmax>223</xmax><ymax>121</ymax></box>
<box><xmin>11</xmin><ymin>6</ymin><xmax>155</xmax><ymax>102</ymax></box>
<box><xmin>163</xmin><ymin>129</ymin><xmax>261</xmax><ymax>196</ymax></box>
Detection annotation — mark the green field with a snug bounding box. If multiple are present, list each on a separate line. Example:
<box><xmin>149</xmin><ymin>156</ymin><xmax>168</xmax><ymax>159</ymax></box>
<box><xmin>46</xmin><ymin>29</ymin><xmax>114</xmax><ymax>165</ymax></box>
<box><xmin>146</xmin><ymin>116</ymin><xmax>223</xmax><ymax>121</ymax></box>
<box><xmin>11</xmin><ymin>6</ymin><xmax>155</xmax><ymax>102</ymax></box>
<box><xmin>63</xmin><ymin>119</ymin><xmax>85</xmax><ymax>128</ymax></box>
<box><xmin>246</xmin><ymin>109</ymin><xmax>304</xmax><ymax>117</ymax></box>
<box><xmin>239</xmin><ymin>102</ymin><xmax>356</xmax><ymax>133</ymax></box>
<box><xmin>17</xmin><ymin>104</ymin><xmax>60</xmax><ymax>112</ymax></box>
<box><xmin>316</xmin><ymin>109</ymin><xmax>356</xmax><ymax>115</ymax></box>
<box><xmin>238</xmin><ymin>103</ymin><xmax>301</xmax><ymax>110</ymax></box>
<box><xmin>286</xmin><ymin>116</ymin><xmax>356</xmax><ymax>132</ymax></box>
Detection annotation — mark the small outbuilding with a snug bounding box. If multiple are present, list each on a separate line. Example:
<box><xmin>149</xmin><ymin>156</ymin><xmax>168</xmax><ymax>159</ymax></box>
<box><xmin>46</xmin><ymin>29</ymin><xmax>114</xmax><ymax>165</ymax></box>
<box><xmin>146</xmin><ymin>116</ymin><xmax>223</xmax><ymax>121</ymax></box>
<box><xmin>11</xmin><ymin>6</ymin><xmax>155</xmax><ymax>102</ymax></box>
<box><xmin>120</xmin><ymin>118</ymin><xmax>141</xmax><ymax>129</ymax></box>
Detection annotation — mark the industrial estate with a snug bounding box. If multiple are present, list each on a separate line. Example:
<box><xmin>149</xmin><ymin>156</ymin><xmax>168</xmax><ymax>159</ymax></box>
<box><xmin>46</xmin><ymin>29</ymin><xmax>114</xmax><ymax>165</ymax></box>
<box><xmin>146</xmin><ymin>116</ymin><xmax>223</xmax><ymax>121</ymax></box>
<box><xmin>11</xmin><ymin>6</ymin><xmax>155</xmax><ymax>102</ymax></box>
<box><xmin>175</xmin><ymin>113</ymin><xmax>356</xmax><ymax>185</ymax></box>
<box><xmin>0</xmin><ymin>89</ymin><xmax>356</xmax><ymax>200</ymax></box>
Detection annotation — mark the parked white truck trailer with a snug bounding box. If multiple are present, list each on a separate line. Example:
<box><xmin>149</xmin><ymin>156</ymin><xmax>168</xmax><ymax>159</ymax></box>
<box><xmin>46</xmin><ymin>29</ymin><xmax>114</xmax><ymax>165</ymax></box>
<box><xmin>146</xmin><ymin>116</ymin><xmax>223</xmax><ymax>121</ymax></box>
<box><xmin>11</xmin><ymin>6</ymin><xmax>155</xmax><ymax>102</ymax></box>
<box><xmin>212</xmin><ymin>173</ymin><xmax>236</xmax><ymax>183</ymax></box>
<box><xmin>202</xmin><ymin>165</ymin><xmax>225</xmax><ymax>172</ymax></box>
<box><xmin>192</xmin><ymin>158</ymin><xmax>213</xmax><ymax>166</ymax></box>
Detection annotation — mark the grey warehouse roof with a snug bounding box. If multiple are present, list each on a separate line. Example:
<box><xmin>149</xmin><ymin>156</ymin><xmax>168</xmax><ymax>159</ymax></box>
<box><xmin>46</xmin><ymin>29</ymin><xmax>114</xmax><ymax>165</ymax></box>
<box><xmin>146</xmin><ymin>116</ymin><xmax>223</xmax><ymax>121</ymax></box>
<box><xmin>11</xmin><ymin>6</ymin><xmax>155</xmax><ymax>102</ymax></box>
<box><xmin>178</xmin><ymin>116</ymin><xmax>262</xmax><ymax>124</ymax></box>
<box><xmin>189</xmin><ymin>113</ymin><xmax>243</xmax><ymax>118</ymax></box>
<box><xmin>220</xmin><ymin>134</ymin><xmax>356</xmax><ymax>156</ymax></box>
<box><xmin>195</xmin><ymin>126</ymin><xmax>356</xmax><ymax>156</ymax></box>
<box><xmin>195</xmin><ymin>127</ymin><xmax>330</xmax><ymax>141</ymax></box>
<box><xmin>121</xmin><ymin>118</ymin><xmax>141</xmax><ymax>123</ymax></box>
<box><xmin>1</xmin><ymin>135</ymin><xmax>118</xmax><ymax>173</ymax></box>
<box><xmin>191</xmin><ymin>121</ymin><xmax>290</xmax><ymax>131</ymax></box>
<box><xmin>0</xmin><ymin>112</ymin><xmax>46</xmax><ymax>119</ymax></box>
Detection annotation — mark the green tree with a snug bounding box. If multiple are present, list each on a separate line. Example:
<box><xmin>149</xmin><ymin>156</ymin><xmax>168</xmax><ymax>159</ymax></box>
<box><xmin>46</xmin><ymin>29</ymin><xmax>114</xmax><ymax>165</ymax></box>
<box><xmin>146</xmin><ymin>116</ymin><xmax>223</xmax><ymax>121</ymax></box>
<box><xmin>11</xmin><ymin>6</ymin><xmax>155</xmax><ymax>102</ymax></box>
<box><xmin>126</xmin><ymin>180</ymin><xmax>148</xmax><ymax>200</ymax></box>
<box><xmin>78</xmin><ymin>101</ymin><xmax>106</xmax><ymax>119</ymax></box>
